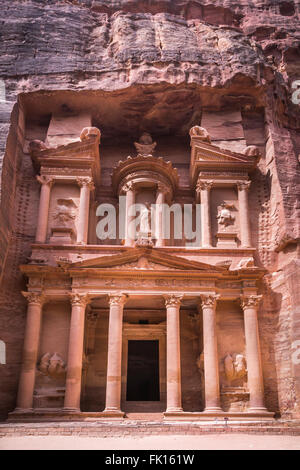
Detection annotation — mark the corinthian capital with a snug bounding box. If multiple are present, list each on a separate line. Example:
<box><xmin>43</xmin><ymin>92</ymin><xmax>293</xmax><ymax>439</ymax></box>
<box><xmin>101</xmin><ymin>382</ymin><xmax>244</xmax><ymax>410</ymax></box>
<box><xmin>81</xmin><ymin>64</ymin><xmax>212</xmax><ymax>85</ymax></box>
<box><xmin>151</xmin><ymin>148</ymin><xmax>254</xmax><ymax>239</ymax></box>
<box><xmin>237</xmin><ymin>181</ymin><xmax>251</xmax><ymax>191</ymax></box>
<box><xmin>200</xmin><ymin>294</ymin><xmax>220</xmax><ymax>308</ymax></box>
<box><xmin>77</xmin><ymin>177</ymin><xmax>95</xmax><ymax>190</ymax></box>
<box><xmin>22</xmin><ymin>291</ymin><xmax>45</xmax><ymax>305</ymax></box>
<box><xmin>69</xmin><ymin>293</ymin><xmax>90</xmax><ymax>307</ymax></box>
<box><xmin>240</xmin><ymin>295</ymin><xmax>262</xmax><ymax>310</ymax></box>
<box><xmin>157</xmin><ymin>183</ymin><xmax>169</xmax><ymax>195</ymax></box>
<box><xmin>108</xmin><ymin>293</ymin><xmax>128</xmax><ymax>307</ymax></box>
<box><xmin>164</xmin><ymin>294</ymin><xmax>183</xmax><ymax>308</ymax></box>
<box><xmin>196</xmin><ymin>180</ymin><xmax>213</xmax><ymax>192</ymax></box>
<box><xmin>121</xmin><ymin>181</ymin><xmax>134</xmax><ymax>194</ymax></box>
<box><xmin>36</xmin><ymin>175</ymin><xmax>54</xmax><ymax>187</ymax></box>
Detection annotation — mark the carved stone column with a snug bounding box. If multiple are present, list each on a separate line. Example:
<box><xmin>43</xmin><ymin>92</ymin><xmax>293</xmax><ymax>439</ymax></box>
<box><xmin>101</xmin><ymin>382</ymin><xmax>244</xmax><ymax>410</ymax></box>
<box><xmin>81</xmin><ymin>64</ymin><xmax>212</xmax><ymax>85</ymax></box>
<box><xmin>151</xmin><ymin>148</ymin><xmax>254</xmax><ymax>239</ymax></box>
<box><xmin>64</xmin><ymin>293</ymin><xmax>90</xmax><ymax>411</ymax></box>
<box><xmin>104</xmin><ymin>293</ymin><xmax>127</xmax><ymax>414</ymax></box>
<box><xmin>197</xmin><ymin>181</ymin><xmax>213</xmax><ymax>248</ymax></box>
<box><xmin>123</xmin><ymin>182</ymin><xmax>136</xmax><ymax>247</ymax></box>
<box><xmin>16</xmin><ymin>292</ymin><xmax>44</xmax><ymax>411</ymax></box>
<box><xmin>237</xmin><ymin>181</ymin><xmax>252</xmax><ymax>248</ymax></box>
<box><xmin>35</xmin><ymin>176</ymin><xmax>53</xmax><ymax>243</ymax></box>
<box><xmin>77</xmin><ymin>177</ymin><xmax>94</xmax><ymax>244</ymax></box>
<box><xmin>165</xmin><ymin>294</ymin><xmax>183</xmax><ymax>413</ymax></box>
<box><xmin>241</xmin><ymin>295</ymin><xmax>267</xmax><ymax>412</ymax></box>
<box><xmin>155</xmin><ymin>183</ymin><xmax>168</xmax><ymax>248</ymax></box>
<box><xmin>200</xmin><ymin>294</ymin><xmax>222</xmax><ymax>412</ymax></box>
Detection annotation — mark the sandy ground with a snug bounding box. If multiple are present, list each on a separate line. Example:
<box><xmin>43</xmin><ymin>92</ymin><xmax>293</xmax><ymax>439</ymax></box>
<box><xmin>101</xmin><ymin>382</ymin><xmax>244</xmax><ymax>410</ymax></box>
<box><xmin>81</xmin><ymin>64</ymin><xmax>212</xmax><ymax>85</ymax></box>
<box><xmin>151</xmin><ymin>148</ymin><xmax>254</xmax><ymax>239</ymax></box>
<box><xmin>0</xmin><ymin>434</ymin><xmax>300</xmax><ymax>450</ymax></box>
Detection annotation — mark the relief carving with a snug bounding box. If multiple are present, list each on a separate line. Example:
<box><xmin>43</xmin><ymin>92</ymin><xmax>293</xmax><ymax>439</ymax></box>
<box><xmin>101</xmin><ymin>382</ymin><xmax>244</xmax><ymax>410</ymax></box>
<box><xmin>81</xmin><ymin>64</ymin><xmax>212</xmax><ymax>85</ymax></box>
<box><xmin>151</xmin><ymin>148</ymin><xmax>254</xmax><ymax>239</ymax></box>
<box><xmin>53</xmin><ymin>199</ymin><xmax>77</xmax><ymax>228</ymax></box>
<box><xmin>37</xmin><ymin>352</ymin><xmax>66</xmax><ymax>378</ymax></box>
<box><xmin>217</xmin><ymin>203</ymin><xmax>236</xmax><ymax>231</ymax></box>
<box><xmin>224</xmin><ymin>353</ymin><xmax>247</xmax><ymax>383</ymax></box>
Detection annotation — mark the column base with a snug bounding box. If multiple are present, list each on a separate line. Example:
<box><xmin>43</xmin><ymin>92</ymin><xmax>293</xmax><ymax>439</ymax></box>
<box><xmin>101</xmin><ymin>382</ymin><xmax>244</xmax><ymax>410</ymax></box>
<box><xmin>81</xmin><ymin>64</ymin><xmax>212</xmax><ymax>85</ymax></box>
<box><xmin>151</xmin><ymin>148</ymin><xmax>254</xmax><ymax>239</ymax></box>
<box><xmin>204</xmin><ymin>407</ymin><xmax>224</xmax><ymax>413</ymax></box>
<box><xmin>248</xmin><ymin>406</ymin><xmax>270</xmax><ymax>414</ymax></box>
<box><xmin>63</xmin><ymin>407</ymin><xmax>81</xmax><ymax>413</ymax></box>
<box><xmin>165</xmin><ymin>407</ymin><xmax>183</xmax><ymax>414</ymax></box>
<box><xmin>102</xmin><ymin>408</ymin><xmax>125</xmax><ymax>418</ymax></box>
<box><xmin>9</xmin><ymin>407</ymin><xmax>34</xmax><ymax>414</ymax></box>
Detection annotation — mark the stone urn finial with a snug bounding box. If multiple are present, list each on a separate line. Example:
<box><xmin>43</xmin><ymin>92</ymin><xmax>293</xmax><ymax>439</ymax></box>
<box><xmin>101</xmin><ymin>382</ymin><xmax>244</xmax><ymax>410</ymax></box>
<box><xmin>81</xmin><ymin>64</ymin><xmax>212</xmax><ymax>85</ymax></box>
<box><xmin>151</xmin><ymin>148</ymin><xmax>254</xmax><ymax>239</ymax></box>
<box><xmin>134</xmin><ymin>132</ymin><xmax>157</xmax><ymax>156</ymax></box>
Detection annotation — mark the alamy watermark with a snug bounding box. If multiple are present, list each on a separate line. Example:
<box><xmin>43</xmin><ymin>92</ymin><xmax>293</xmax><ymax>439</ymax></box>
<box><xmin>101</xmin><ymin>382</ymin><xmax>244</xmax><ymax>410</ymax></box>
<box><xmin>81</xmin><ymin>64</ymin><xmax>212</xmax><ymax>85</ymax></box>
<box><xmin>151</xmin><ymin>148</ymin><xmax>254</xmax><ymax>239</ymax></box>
<box><xmin>95</xmin><ymin>198</ymin><xmax>201</xmax><ymax>247</ymax></box>
<box><xmin>291</xmin><ymin>80</ymin><xmax>300</xmax><ymax>105</ymax></box>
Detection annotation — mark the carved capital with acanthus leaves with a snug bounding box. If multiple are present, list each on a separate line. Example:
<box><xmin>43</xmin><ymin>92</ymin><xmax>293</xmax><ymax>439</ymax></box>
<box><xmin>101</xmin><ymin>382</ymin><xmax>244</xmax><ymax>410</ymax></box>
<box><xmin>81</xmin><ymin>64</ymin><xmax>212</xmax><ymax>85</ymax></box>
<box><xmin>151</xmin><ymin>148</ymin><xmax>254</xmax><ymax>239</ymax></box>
<box><xmin>69</xmin><ymin>292</ymin><xmax>91</xmax><ymax>307</ymax></box>
<box><xmin>237</xmin><ymin>181</ymin><xmax>251</xmax><ymax>191</ymax></box>
<box><xmin>200</xmin><ymin>294</ymin><xmax>220</xmax><ymax>309</ymax></box>
<box><xmin>76</xmin><ymin>177</ymin><xmax>95</xmax><ymax>191</ymax></box>
<box><xmin>121</xmin><ymin>181</ymin><xmax>135</xmax><ymax>194</ymax></box>
<box><xmin>22</xmin><ymin>291</ymin><xmax>45</xmax><ymax>306</ymax></box>
<box><xmin>108</xmin><ymin>293</ymin><xmax>128</xmax><ymax>307</ymax></box>
<box><xmin>36</xmin><ymin>175</ymin><xmax>54</xmax><ymax>187</ymax></box>
<box><xmin>240</xmin><ymin>295</ymin><xmax>262</xmax><ymax>310</ymax></box>
<box><xmin>164</xmin><ymin>294</ymin><xmax>183</xmax><ymax>308</ymax></box>
<box><xmin>196</xmin><ymin>180</ymin><xmax>213</xmax><ymax>192</ymax></box>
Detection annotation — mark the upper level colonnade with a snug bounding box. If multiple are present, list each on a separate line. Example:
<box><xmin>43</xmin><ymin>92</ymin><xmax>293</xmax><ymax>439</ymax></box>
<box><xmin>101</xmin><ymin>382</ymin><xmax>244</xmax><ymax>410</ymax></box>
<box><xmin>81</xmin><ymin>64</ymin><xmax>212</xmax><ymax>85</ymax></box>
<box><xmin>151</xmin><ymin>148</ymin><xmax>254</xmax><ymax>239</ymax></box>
<box><xmin>29</xmin><ymin>124</ymin><xmax>260</xmax><ymax>251</ymax></box>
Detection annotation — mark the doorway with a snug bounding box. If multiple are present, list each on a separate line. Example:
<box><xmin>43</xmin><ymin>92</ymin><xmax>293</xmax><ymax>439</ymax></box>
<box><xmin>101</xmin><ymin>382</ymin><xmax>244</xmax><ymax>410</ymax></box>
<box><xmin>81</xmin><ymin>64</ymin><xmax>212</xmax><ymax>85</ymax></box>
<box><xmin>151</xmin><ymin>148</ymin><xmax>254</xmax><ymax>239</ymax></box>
<box><xmin>126</xmin><ymin>340</ymin><xmax>160</xmax><ymax>401</ymax></box>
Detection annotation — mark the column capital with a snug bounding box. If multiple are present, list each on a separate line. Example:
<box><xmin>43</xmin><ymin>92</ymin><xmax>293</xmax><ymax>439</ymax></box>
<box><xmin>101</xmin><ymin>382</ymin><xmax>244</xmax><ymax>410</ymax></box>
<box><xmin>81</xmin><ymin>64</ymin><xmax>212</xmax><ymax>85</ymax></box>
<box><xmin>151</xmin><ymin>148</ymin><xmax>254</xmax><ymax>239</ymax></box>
<box><xmin>200</xmin><ymin>294</ymin><xmax>220</xmax><ymax>308</ymax></box>
<box><xmin>121</xmin><ymin>181</ymin><xmax>135</xmax><ymax>194</ymax></box>
<box><xmin>69</xmin><ymin>292</ymin><xmax>91</xmax><ymax>307</ymax></box>
<box><xmin>240</xmin><ymin>295</ymin><xmax>262</xmax><ymax>310</ymax></box>
<box><xmin>108</xmin><ymin>293</ymin><xmax>128</xmax><ymax>307</ymax></box>
<box><xmin>76</xmin><ymin>177</ymin><xmax>95</xmax><ymax>190</ymax></box>
<box><xmin>196</xmin><ymin>180</ymin><xmax>213</xmax><ymax>192</ymax></box>
<box><xmin>237</xmin><ymin>180</ymin><xmax>251</xmax><ymax>191</ymax></box>
<box><xmin>157</xmin><ymin>182</ymin><xmax>169</xmax><ymax>195</ymax></box>
<box><xmin>36</xmin><ymin>175</ymin><xmax>54</xmax><ymax>187</ymax></box>
<box><xmin>164</xmin><ymin>294</ymin><xmax>183</xmax><ymax>308</ymax></box>
<box><xmin>22</xmin><ymin>291</ymin><xmax>45</xmax><ymax>306</ymax></box>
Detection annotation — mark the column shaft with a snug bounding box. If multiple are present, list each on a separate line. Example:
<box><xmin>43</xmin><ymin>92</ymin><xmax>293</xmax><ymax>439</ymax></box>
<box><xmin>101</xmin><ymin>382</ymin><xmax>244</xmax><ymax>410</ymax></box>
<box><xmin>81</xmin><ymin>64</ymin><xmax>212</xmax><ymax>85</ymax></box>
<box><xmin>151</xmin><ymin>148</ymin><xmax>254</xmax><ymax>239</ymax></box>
<box><xmin>165</xmin><ymin>295</ymin><xmax>183</xmax><ymax>413</ymax></box>
<box><xmin>35</xmin><ymin>176</ymin><xmax>52</xmax><ymax>243</ymax></box>
<box><xmin>238</xmin><ymin>181</ymin><xmax>252</xmax><ymax>248</ymax></box>
<box><xmin>201</xmin><ymin>295</ymin><xmax>222</xmax><ymax>412</ymax></box>
<box><xmin>197</xmin><ymin>181</ymin><xmax>212</xmax><ymax>248</ymax></box>
<box><xmin>242</xmin><ymin>295</ymin><xmax>266</xmax><ymax>411</ymax></box>
<box><xmin>77</xmin><ymin>178</ymin><xmax>94</xmax><ymax>244</ymax></box>
<box><xmin>124</xmin><ymin>184</ymin><xmax>135</xmax><ymax>247</ymax></box>
<box><xmin>64</xmin><ymin>294</ymin><xmax>89</xmax><ymax>411</ymax></box>
<box><xmin>104</xmin><ymin>294</ymin><xmax>127</xmax><ymax>413</ymax></box>
<box><xmin>155</xmin><ymin>186</ymin><xmax>166</xmax><ymax>247</ymax></box>
<box><xmin>16</xmin><ymin>293</ymin><xmax>44</xmax><ymax>410</ymax></box>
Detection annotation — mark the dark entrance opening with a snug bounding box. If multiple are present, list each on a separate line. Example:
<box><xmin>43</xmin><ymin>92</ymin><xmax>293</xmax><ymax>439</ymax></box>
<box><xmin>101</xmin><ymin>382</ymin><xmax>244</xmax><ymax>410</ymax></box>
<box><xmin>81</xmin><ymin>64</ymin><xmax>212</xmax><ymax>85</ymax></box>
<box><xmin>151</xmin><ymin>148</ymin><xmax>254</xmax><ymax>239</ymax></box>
<box><xmin>126</xmin><ymin>340</ymin><xmax>160</xmax><ymax>401</ymax></box>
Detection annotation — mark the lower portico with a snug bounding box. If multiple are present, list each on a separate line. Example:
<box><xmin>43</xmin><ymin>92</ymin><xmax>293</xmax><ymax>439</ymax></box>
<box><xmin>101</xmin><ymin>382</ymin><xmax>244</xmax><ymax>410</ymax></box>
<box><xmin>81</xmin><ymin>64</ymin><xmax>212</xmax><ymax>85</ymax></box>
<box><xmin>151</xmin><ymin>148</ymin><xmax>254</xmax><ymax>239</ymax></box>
<box><xmin>9</xmin><ymin>248</ymin><xmax>274</xmax><ymax>422</ymax></box>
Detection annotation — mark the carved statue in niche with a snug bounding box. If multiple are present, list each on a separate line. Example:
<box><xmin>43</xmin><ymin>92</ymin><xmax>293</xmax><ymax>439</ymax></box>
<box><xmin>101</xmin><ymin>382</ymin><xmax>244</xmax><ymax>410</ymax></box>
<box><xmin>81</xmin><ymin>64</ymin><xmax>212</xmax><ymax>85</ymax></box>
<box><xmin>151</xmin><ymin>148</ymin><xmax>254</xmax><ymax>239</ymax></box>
<box><xmin>53</xmin><ymin>198</ymin><xmax>77</xmax><ymax>227</ymax></box>
<box><xmin>217</xmin><ymin>203</ymin><xmax>235</xmax><ymax>231</ymax></box>
<box><xmin>134</xmin><ymin>133</ymin><xmax>157</xmax><ymax>156</ymax></box>
<box><xmin>224</xmin><ymin>353</ymin><xmax>247</xmax><ymax>383</ymax></box>
<box><xmin>50</xmin><ymin>198</ymin><xmax>77</xmax><ymax>244</ymax></box>
<box><xmin>37</xmin><ymin>352</ymin><xmax>66</xmax><ymax>379</ymax></box>
<box><xmin>139</xmin><ymin>202</ymin><xmax>151</xmax><ymax>236</ymax></box>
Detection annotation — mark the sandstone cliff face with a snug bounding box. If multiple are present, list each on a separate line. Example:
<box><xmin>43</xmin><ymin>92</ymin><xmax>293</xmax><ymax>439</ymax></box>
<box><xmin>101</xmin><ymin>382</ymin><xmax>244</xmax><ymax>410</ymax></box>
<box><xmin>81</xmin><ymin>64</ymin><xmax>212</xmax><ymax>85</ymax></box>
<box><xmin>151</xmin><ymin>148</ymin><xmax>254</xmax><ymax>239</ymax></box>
<box><xmin>0</xmin><ymin>0</ymin><xmax>299</xmax><ymax>419</ymax></box>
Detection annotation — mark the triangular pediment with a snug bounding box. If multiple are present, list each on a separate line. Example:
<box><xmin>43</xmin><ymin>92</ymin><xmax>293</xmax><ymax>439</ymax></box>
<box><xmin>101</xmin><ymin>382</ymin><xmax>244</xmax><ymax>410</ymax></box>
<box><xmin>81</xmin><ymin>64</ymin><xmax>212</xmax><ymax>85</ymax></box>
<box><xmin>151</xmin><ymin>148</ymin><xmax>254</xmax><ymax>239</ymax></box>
<box><xmin>69</xmin><ymin>248</ymin><xmax>227</xmax><ymax>273</ymax></box>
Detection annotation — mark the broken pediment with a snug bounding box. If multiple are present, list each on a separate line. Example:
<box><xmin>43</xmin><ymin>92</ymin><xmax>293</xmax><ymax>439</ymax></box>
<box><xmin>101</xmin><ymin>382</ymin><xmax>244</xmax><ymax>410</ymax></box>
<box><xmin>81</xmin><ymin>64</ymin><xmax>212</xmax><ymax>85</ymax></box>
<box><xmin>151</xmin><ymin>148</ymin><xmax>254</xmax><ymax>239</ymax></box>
<box><xmin>190</xmin><ymin>131</ymin><xmax>260</xmax><ymax>185</ymax></box>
